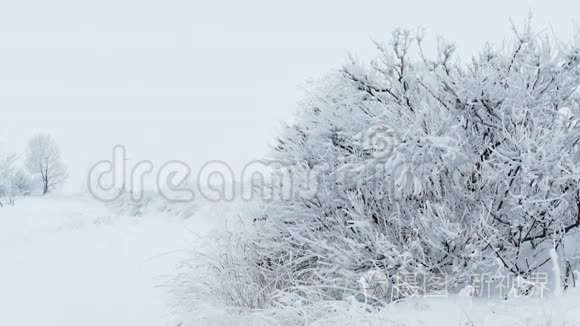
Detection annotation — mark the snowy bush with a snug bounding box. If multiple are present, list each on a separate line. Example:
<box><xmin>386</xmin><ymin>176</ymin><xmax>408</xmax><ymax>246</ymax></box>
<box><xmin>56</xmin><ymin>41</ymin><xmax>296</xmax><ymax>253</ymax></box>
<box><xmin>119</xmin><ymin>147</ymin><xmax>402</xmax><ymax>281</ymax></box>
<box><xmin>195</xmin><ymin>22</ymin><xmax>580</xmax><ymax>310</ymax></box>
<box><xmin>0</xmin><ymin>152</ymin><xmax>36</xmax><ymax>205</ymax></box>
<box><xmin>106</xmin><ymin>190</ymin><xmax>198</xmax><ymax>217</ymax></box>
<box><xmin>0</xmin><ymin>153</ymin><xmax>18</xmax><ymax>206</ymax></box>
<box><xmin>10</xmin><ymin>169</ymin><xmax>33</xmax><ymax>196</ymax></box>
<box><xmin>0</xmin><ymin>153</ymin><xmax>16</xmax><ymax>195</ymax></box>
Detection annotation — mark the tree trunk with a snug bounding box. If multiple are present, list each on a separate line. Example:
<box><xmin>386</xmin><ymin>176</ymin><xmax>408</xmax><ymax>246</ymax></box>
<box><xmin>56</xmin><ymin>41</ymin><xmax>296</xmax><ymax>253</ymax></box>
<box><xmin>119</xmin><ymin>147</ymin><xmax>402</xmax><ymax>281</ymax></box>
<box><xmin>43</xmin><ymin>177</ymin><xmax>49</xmax><ymax>195</ymax></box>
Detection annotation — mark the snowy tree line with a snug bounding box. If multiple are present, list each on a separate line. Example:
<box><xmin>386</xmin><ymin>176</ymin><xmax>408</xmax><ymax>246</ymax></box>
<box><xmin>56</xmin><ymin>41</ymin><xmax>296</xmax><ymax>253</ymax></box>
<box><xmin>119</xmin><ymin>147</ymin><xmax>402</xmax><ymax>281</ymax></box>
<box><xmin>0</xmin><ymin>133</ymin><xmax>67</xmax><ymax>206</ymax></box>
<box><xmin>193</xmin><ymin>22</ymin><xmax>580</xmax><ymax>309</ymax></box>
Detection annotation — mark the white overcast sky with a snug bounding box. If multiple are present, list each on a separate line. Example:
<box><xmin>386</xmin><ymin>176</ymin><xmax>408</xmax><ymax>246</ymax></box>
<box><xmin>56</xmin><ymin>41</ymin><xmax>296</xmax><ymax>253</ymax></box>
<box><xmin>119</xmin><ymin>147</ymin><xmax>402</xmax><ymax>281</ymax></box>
<box><xmin>0</xmin><ymin>0</ymin><xmax>578</xmax><ymax>190</ymax></box>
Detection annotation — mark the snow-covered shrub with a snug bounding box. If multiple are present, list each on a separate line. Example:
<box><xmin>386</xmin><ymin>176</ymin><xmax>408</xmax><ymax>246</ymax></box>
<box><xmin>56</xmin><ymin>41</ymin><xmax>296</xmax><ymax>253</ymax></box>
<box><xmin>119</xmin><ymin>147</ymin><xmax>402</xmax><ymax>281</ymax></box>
<box><xmin>10</xmin><ymin>169</ymin><xmax>33</xmax><ymax>196</ymax></box>
<box><xmin>0</xmin><ymin>153</ymin><xmax>38</xmax><ymax>205</ymax></box>
<box><xmin>106</xmin><ymin>190</ymin><xmax>198</xmax><ymax>217</ymax></box>
<box><xmin>0</xmin><ymin>153</ymin><xmax>18</xmax><ymax>206</ymax></box>
<box><xmin>197</xmin><ymin>22</ymin><xmax>580</xmax><ymax>310</ymax></box>
<box><xmin>174</xmin><ymin>232</ymin><xmax>275</xmax><ymax>311</ymax></box>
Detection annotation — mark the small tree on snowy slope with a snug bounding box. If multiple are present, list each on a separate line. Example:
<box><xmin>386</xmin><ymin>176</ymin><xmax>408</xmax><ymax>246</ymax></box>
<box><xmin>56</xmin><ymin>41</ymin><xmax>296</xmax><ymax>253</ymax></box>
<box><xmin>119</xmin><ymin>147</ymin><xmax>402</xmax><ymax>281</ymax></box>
<box><xmin>25</xmin><ymin>133</ymin><xmax>67</xmax><ymax>195</ymax></box>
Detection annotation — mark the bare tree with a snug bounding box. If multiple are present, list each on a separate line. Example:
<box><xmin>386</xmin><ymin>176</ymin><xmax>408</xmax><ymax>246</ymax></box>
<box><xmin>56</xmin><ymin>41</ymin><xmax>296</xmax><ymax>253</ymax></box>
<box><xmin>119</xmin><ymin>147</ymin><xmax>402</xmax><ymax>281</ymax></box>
<box><xmin>25</xmin><ymin>133</ymin><xmax>68</xmax><ymax>195</ymax></box>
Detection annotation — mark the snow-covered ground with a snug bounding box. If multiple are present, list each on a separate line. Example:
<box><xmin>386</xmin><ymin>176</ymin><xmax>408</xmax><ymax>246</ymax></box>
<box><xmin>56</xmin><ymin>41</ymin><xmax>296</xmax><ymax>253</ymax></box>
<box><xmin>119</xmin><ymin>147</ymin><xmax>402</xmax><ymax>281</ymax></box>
<box><xmin>2</xmin><ymin>195</ymin><xmax>580</xmax><ymax>326</ymax></box>
<box><xmin>0</xmin><ymin>195</ymin><xmax>216</xmax><ymax>326</ymax></box>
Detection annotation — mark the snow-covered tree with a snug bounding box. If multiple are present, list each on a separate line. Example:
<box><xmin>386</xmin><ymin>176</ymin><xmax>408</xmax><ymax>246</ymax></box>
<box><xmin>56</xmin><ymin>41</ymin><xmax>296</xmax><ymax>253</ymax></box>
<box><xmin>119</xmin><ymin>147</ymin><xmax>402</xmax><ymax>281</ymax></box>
<box><xmin>25</xmin><ymin>133</ymin><xmax>68</xmax><ymax>195</ymax></box>
<box><xmin>0</xmin><ymin>153</ymin><xmax>17</xmax><ymax>206</ymax></box>
<box><xmin>232</xmin><ymin>22</ymin><xmax>580</xmax><ymax>304</ymax></box>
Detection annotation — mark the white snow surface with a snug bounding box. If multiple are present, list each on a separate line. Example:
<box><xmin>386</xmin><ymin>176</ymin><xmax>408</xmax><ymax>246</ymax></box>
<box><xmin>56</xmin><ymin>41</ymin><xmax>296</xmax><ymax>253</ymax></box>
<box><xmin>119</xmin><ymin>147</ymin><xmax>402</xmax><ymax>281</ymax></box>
<box><xmin>0</xmin><ymin>195</ymin><xmax>222</xmax><ymax>326</ymax></box>
<box><xmin>1</xmin><ymin>195</ymin><xmax>580</xmax><ymax>326</ymax></box>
